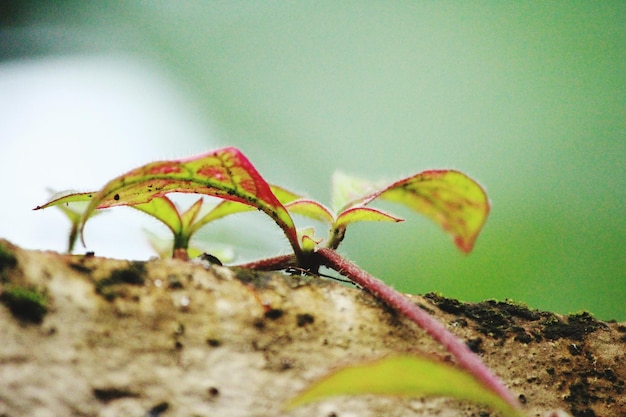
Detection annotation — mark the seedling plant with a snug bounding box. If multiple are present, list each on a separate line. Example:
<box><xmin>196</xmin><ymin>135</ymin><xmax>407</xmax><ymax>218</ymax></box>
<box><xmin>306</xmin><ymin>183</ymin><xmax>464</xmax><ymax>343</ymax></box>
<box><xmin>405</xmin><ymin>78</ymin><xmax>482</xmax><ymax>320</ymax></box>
<box><xmin>36</xmin><ymin>147</ymin><xmax>523</xmax><ymax>416</ymax></box>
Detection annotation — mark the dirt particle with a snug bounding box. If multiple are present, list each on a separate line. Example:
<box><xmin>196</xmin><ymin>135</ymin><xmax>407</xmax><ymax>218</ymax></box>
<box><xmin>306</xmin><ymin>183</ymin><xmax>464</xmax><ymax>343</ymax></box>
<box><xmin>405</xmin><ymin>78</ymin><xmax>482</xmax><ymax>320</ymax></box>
<box><xmin>92</xmin><ymin>387</ymin><xmax>138</xmax><ymax>403</ymax></box>
<box><xmin>146</xmin><ymin>401</ymin><xmax>169</xmax><ymax>417</ymax></box>
<box><xmin>466</xmin><ymin>337</ymin><xmax>483</xmax><ymax>354</ymax></box>
<box><xmin>264</xmin><ymin>308</ymin><xmax>284</xmax><ymax>320</ymax></box>
<box><xmin>206</xmin><ymin>338</ymin><xmax>221</xmax><ymax>347</ymax></box>
<box><xmin>296</xmin><ymin>313</ymin><xmax>315</xmax><ymax>327</ymax></box>
<box><xmin>514</xmin><ymin>331</ymin><xmax>533</xmax><ymax>344</ymax></box>
<box><xmin>167</xmin><ymin>275</ymin><xmax>183</xmax><ymax>289</ymax></box>
<box><xmin>568</xmin><ymin>343</ymin><xmax>582</xmax><ymax>356</ymax></box>
<box><xmin>601</xmin><ymin>368</ymin><xmax>617</xmax><ymax>382</ymax></box>
<box><xmin>208</xmin><ymin>386</ymin><xmax>220</xmax><ymax>397</ymax></box>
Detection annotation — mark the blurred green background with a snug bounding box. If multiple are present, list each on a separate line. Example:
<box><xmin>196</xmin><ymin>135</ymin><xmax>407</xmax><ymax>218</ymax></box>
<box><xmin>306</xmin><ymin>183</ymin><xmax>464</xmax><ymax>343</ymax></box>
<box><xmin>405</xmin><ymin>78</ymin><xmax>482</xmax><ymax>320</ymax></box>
<box><xmin>2</xmin><ymin>2</ymin><xmax>624</xmax><ymax>320</ymax></box>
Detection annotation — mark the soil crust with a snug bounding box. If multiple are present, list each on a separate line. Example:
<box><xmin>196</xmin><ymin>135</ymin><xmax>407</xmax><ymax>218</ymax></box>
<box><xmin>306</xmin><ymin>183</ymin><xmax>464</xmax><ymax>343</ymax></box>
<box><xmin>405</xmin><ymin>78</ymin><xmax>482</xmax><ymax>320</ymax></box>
<box><xmin>0</xmin><ymin>239</ymin><xmax>624</xmax><ymax>417</ymax></box>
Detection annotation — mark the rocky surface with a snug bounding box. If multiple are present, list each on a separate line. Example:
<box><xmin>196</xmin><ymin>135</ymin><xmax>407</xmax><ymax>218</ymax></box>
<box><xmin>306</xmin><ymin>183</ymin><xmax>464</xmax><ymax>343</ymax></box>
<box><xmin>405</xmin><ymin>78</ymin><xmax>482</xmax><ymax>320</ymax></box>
<box><xmin>0</xmin><ymin>239</ymin><xmax>624</xmax><ymax>417</ymax></box>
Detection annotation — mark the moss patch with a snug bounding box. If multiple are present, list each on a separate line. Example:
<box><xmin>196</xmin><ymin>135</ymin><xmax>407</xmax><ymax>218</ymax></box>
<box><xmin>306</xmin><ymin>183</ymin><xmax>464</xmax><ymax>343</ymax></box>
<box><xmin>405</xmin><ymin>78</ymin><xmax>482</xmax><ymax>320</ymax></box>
<box><xmin>0</xmin><ymin>285</ymin><xmax>48</xmax><ymax>324</ymax></box>
<box><xmin>541</xmin><ymin>311</ymin><xmax>605</xmax><ymax>341</ymax></box>
<box><xmin>95</xmin><ymin>262</ymin><xmax>146</xmax><ymax>301</ymax></box>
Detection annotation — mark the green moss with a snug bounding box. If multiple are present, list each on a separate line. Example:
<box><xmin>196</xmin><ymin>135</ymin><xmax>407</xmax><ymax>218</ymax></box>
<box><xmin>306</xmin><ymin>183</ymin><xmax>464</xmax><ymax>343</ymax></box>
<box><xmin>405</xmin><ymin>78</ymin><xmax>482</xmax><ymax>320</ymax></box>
<box><xmin>95</xmin><ymin>262</ymin><xmax>146</xmax><ymax>301</ymax></box>
<box><xmin>0</xmin><ymin>285</ymin><xmax>48</xmax><ymax>324</ymax></box>
<box><xmin>542</xmin><ymin>311</ymin><xmax>604</xmax><ymax>341</ymax></box>
<box><xmin>425</xmin><ymin>293</ymin><xmax>545</xmax><ymax>340</ymax></box>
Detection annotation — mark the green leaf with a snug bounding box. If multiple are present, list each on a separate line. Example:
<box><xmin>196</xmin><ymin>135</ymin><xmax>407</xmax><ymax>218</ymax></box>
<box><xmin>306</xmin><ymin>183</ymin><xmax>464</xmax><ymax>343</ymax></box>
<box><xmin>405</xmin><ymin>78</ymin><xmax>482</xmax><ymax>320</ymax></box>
<box><xmin>34</xmin><ymin>190</ymin><xmax>96</xmax><ymax>209</ymax></box>
<box><xmin>72</xmin><ymin>147</ymin><xmax>301</xmax><ymax>257</ymax></box>
<box><xmin>130</xmin><ymin>196</ymin><xmax>183</xmax><ymax>235</ymax></box>
<box><xmin>355</xmin><ymin>170</ymin><xmax>490</xmax><ymax>253</ymax></box>
<box><xmin>285</xmin><ymin>354</ymin><xmax>522</xmax><ymax>417</ymax></box>
<box><xmin>334</xmin><ymin>206</ymin><xmax>403</xmax><ymax>229</ymax></box>
<box><xmin>180</xmin><ymin>197</ymin><xmax>204</xmax><ymax>233</ymax></box>
<box><xmin>285</xmin><ymin>199</ymin><xmax>335</xmax><ymax>225</ymax></box>
<box><xmin>188</xmin><ymin>185</ymin><xmax>301</xmax><ymax>236</ymax></box>
<box><xmin>297</xmin><ymin>227</ymin><xmax>322</xmax><ymax>253</ymax></box>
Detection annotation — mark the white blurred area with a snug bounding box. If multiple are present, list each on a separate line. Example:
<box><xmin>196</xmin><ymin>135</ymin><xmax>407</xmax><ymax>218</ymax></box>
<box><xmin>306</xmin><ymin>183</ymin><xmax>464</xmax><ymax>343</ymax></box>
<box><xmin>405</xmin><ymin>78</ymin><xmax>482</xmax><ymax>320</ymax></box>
<box><xmin>0</xmin><ymin>54</ymin><xmax>219</xmax><ymax>259</ymax></box>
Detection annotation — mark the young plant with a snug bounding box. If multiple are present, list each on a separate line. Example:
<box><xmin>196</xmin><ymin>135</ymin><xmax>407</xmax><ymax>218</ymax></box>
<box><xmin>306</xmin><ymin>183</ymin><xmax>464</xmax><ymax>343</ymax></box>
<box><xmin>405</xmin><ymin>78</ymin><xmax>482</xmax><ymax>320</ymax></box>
<box><xmin>35</xmin><ymin>147</ymin><xmax>520</xmax><ymax>414</ymax></box>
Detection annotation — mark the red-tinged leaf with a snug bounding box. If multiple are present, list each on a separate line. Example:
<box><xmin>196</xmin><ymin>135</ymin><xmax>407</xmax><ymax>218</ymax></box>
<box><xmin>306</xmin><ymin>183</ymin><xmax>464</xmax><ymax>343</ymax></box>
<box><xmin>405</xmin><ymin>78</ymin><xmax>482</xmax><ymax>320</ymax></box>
<box><xmin>285</xmin><ymin>199</ymin><xmax>335</xmax><ymax>225</ymax></box>
<box><xmin>34</xmin><ymin>190</ymin><xmax>96</xmax><ymax>209</ymax></box>
<box><xmin>358</xmin><ymin>170</ymin><xmax>490</xmax><ymax>253</ymax></box>
<box><xmin>285</xmin><ymin>354</ymin><xmax>522</xmax><ymax>417</ymax></box>
<box><xmin>131</xmin><ymin>196</ymin><xmax>182</xmax><ymax>235</ymax></box>
<box><xmin>334</xmin><ymin>206</ymin><xmax>404</xmax><ymax>229</ymax></box>
<box><xmin>77</xmin><ymin>147</ymin><xmax>301</xmax><ymax>256</ymax></box>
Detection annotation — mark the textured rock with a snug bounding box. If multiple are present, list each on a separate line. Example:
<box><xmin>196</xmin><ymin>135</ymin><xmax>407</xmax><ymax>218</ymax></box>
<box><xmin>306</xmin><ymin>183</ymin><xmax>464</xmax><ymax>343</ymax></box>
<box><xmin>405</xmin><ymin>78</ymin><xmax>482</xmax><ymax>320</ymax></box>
<box><xmin>0</xmin><ymin>239</ymin><xmax>624</xmax><ymax>417</ymax></box>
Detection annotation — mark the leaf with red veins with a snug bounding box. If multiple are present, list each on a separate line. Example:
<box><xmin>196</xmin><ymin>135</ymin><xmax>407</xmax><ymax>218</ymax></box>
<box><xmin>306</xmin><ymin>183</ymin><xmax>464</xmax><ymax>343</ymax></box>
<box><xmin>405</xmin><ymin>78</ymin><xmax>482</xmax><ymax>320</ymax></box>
<box><xmin>76</xmin><ymin>147</ymin><xmax>301</xmax><ymax>256</ymax></box>
<box><xmin>285</xmin><ymin>199</ymin><xmax>335</xmax><ymax>225</ymax></box>
<box><xmin>358</xmin><ymin>170</ymin><xmax>490</xmax><ymax>253</ymax></box>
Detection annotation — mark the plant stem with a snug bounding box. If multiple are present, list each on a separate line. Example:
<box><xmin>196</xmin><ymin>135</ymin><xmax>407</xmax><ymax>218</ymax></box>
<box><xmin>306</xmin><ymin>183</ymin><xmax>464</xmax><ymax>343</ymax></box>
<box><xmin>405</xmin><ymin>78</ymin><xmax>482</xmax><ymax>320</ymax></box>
<box><xmin>235</xmin><ymin>254</ymin><xmax>299</xmax><ymax>271</ymax></box>
<box><xmin>315</xmin><ymin>247</ymin><xmax>520</xmax><ymax>410</ymax></box>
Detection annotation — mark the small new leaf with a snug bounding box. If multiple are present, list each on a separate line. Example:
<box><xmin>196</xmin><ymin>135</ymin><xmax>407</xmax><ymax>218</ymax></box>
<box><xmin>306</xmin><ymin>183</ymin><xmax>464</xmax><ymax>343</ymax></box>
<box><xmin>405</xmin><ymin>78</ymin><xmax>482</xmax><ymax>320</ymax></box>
<box><xmin>285</xmin><ymin>354</ymin><xmax>522</xmax><ymax>417</ymax></box>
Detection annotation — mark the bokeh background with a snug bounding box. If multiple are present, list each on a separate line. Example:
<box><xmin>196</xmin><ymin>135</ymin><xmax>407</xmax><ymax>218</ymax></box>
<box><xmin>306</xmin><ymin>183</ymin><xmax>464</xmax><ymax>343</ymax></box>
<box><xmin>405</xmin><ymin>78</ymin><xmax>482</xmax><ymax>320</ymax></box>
<box><xmin>1</xmin><ymin>2</ymin><xmax>624</xmax><ymax>320</ymax></box>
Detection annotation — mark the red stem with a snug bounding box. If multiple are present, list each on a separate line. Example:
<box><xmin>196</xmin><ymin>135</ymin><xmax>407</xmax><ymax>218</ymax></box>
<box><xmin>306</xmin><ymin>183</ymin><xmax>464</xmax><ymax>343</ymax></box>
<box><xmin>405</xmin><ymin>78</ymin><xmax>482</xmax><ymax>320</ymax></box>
<box><xmin>234</xmin><ymin>254</ymin><xmax>298</xmax><ymax>271</ymax></box>
<box><xmin>315</xmin><ymin>247</ymin><xmax>520</xmax><ymax>410</ymax></box>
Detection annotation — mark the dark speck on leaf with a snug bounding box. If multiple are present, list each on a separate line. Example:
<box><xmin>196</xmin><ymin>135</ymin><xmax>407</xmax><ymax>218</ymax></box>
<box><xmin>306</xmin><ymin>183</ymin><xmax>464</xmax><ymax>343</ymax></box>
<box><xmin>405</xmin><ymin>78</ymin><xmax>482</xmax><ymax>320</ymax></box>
<box><xmin>113</xmin><ymin>194</ymin><xmax>120</xmax><ymax>201</ymax></box>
